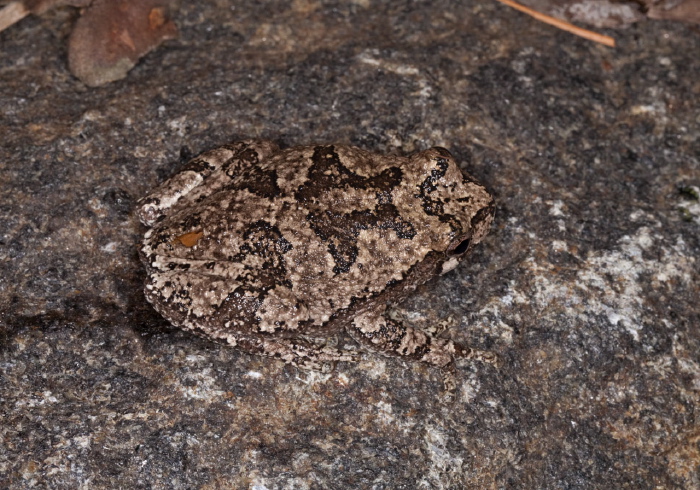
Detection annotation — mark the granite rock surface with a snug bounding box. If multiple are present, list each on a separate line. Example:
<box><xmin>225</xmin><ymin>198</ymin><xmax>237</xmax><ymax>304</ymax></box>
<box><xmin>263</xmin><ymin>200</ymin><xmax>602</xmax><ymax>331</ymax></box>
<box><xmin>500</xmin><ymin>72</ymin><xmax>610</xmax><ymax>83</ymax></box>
<box><xmin>1</xmin><ymin>1</ymin><xmax>698</xmax><ymax>488</ymax></box>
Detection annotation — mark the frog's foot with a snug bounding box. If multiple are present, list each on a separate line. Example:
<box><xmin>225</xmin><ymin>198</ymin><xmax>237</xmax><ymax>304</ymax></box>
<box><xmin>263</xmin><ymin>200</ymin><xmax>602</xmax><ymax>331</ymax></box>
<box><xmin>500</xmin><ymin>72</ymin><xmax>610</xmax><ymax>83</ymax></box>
<box><xmin>224</xmin><ymin>332</ymin><xmax>360</xmax><ymax>373</ymax></box>
<box><xmin>348</xmin><ymin>312</ymin><xmax>453</xmax><ymax>367</ymax></box>
<box><xmin>452</xmin><ymin>342</ymin><xmax>500</xmax><ymax>367</ymax></box>
<box><xmin>420</xmin><ymin>315</ymin><xmax>456</xmax><ymax>337</ymax></box>
<box><xmin>348</xmin><ymin>312</ymin><xmax>499</xmax><ymax>368</ymax></box>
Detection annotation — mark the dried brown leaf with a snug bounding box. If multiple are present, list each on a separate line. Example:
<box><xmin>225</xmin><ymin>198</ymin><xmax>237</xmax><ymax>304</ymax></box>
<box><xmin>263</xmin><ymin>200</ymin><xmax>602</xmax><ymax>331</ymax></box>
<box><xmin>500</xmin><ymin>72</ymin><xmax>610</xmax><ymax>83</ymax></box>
<box><xmin>67</xmin><ymin>0</ymin><xmax>179</xmax><ymax>87</ymax></box>
<box><xmin>646</xmin><ymin>0</ymin><xmax>700</xmax><ymax>23</ymax></box>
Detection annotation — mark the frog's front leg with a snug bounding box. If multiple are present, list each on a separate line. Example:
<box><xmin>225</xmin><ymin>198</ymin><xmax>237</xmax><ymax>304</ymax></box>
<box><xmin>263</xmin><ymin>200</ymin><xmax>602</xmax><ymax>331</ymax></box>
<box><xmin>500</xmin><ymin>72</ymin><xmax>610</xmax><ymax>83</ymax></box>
<box><xmin>347</xmin><ymin>311</ymin><xmax>499</xmax><ymax>368</ymax></box>
<box><xmin>219</xmin><ymin>331</ymin><xmax>360</xmax><ymax>373</ymax></box>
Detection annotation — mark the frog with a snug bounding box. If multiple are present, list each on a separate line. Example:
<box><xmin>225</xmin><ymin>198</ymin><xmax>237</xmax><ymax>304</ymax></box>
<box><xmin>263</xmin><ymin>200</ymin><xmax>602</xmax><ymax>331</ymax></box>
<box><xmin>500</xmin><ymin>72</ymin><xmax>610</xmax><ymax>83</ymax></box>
<box><xmin>137</xmin><ymin>140</ymin><xmax>497</xmax><ymax>372</ymax></box>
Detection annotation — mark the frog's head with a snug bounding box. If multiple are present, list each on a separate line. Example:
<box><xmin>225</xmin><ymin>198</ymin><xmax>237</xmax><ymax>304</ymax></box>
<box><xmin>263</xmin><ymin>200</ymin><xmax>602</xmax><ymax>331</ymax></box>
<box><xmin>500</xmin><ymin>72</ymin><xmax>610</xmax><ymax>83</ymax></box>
<box><xmin>409</xmin><ymin>146</ymin><xmax>495</xmax><ymax>274</ymax></box>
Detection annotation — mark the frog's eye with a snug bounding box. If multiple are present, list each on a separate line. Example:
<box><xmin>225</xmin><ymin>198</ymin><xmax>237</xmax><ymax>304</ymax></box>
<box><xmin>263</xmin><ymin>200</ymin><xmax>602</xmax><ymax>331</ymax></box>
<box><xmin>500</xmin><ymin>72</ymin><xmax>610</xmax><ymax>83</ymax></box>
<box><xmin>448</xmin><ymin>237</ymin><xmax>471</xmax><ymax>255</ymax></box>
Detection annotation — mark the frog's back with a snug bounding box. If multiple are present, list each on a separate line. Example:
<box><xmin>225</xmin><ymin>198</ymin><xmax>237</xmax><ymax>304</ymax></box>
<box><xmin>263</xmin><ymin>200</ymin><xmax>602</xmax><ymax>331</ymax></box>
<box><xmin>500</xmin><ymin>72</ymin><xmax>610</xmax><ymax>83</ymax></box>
<box><xmin>140</xmin><ymin>142</ymin><xmax>493</xmax><ymax>333</ymax></box>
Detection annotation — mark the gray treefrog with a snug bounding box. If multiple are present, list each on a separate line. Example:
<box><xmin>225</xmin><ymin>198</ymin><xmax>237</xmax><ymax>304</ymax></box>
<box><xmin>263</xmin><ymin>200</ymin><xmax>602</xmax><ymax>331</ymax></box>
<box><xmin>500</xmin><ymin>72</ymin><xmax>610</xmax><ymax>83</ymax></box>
<box><xmin>137</xmin><ymin>141</ymin><xmax>496</xmax><ymax>372</ymax></box>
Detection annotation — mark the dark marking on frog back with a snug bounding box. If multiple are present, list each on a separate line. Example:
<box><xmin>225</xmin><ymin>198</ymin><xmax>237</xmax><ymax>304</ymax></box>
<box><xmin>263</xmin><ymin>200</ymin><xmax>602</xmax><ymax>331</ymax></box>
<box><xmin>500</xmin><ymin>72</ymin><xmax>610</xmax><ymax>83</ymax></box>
<box><xmin>294</xmin><ymin>145</ymin><xmax>403</xmax><ymax>203</ymax></box>
<box><xmin>212</xmin><ymin>285</ymin><xmax>265</xmax><ymax>328</ymax></box>
<box><xmin>295</xmin><ymin>146</ymin><xmax>420</xmax><ymax>274</ymax></box>
<box><xmin>231</xmin><ymin>220</ymin><xmax>293</xmax><ymax>289</ymax></box>
<box><xmin>223</xmin><ymin>148</ymin><xmax>281</xmax><ymax>199</ymax></box>
<box><xmin>416</xmin><ymin>156</ymin><xmax>462</xmax><ymax>234</ymax></box>
<box><xmin>307</xmin><ymin>203</ymin><xmax>416</xmax><ymax>275</ymax></box>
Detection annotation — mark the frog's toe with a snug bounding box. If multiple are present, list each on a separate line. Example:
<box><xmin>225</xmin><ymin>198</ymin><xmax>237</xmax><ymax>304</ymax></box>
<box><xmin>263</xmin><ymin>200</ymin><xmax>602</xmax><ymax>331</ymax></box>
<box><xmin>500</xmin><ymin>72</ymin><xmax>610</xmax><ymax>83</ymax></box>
<box><xmin>453</xmin><ymin>343</ymin><xmax>500</xmax><ymax>367</ymax></box>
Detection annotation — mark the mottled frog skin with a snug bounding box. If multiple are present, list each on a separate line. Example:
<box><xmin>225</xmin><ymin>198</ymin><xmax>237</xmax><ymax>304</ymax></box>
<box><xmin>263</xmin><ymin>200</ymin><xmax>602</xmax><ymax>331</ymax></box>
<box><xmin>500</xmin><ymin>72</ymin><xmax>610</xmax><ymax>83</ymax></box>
<box><xmin>137</xmin><ymin>141</ymin><xmax>495</xmax><ymax>371</ymax></box>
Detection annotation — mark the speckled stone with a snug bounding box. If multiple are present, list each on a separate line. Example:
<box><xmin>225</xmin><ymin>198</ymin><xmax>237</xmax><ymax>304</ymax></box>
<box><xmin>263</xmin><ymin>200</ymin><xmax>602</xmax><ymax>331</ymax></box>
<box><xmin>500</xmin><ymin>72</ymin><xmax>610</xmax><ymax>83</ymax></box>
<box><xmin>1</xmin><ymin>1</ymin><xmax>698</xmax><ymax>488</ymax></box>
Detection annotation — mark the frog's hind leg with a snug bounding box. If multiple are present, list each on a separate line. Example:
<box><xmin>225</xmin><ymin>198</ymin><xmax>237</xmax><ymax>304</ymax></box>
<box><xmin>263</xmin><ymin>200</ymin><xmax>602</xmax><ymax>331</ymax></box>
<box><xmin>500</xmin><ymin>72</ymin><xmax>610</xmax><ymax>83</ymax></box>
<box><xmin>347</xmin><ymin>311</ymin><xmax>499</xmax><ymax>368</ymax></box>
<box><xmin>137</xmin><ymin>140</ymin><xmax>279</xmax><ymax>226</ymax></box>
<box><xmin>215</xmin><ymin>331</ymin><xmax>360</xmax><ymax>373</ymax></box>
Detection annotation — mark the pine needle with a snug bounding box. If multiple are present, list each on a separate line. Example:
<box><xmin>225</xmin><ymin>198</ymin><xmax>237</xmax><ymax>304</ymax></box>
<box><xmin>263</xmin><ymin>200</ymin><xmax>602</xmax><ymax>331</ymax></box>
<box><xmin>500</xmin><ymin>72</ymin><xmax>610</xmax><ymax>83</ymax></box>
<box><xmin>495</xmin><ymin>0</ymin><xmax>616</xmax><ymax>47</ymax></box>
